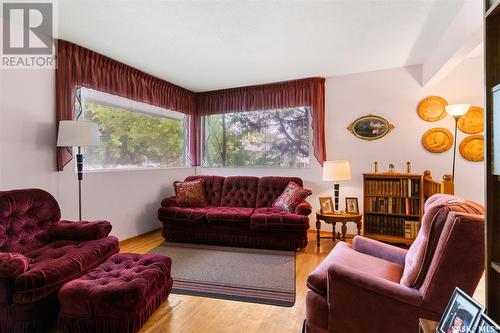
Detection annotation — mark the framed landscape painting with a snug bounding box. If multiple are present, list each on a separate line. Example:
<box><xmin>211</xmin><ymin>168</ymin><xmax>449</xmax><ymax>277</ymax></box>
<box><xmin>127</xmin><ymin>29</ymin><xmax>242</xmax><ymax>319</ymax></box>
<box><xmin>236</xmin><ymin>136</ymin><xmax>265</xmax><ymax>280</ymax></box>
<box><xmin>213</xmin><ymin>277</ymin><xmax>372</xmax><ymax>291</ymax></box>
<box><xmin>347</xmin><ymin>114</ymin><xmax>394</xmax><ymax>141</ymax></box>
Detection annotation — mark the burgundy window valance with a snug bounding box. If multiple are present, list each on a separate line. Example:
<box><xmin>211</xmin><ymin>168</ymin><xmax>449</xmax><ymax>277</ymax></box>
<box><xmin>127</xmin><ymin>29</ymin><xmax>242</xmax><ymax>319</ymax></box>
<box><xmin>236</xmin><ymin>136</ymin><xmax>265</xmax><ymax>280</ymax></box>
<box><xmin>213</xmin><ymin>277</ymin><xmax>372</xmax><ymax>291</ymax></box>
<box><xmin>195</xmin><ymin>78</ymin><xmax>326</xmax><ymax>165</ymax></box>
<box><xmin>55</xmin><ymin>40</ymin><xmax>197</xmax><ymax>170</ymax></box>
<box><xmin>56</xmin><ymin>40</ymin><xmax>326</xmax><ymax>169</ymax></box>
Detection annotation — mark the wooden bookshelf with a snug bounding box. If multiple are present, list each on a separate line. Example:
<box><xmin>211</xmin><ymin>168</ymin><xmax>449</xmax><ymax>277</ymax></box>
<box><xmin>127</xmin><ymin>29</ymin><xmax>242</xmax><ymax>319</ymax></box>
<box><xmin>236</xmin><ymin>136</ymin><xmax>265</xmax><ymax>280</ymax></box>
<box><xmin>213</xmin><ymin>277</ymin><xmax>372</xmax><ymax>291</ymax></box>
<box><xmin>363</xmin><ymin>173</ymin><xmax>428</xmax><ymax>245</ymax></box>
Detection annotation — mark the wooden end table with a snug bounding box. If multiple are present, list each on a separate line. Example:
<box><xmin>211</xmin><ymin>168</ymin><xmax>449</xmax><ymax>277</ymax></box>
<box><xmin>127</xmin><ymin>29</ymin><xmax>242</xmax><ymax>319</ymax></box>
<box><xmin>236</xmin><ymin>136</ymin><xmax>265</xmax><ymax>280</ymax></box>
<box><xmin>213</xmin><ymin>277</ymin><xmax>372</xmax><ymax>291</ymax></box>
<box><xmin>419</xmin><ymin>318</ymin><xmax>438</xmax><ymax>333</ymax></box>
<box><xmin>315</xmin><ymin>210</ymin><xmax>362</xmax><ymax>247</ymax></box>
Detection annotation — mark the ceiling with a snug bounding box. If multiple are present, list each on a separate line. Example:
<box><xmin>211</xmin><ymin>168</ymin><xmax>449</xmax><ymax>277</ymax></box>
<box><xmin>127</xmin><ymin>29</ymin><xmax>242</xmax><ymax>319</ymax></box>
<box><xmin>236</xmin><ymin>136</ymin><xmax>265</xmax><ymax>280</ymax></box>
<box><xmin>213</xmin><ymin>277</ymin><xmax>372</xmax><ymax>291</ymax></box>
<box><xmin>58</xmin><ymin>0</ymin><xmax>472</xmax><ymax>92</ymax></box>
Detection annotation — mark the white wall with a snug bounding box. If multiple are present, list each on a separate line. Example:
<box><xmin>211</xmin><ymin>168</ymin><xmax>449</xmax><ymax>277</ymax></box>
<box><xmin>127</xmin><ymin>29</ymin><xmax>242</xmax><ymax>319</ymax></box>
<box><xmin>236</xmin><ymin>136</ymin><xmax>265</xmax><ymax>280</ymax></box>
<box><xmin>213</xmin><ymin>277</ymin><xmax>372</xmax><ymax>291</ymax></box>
<box><xmin>0</xmin><ymin>69</ymin><xmax>195</xmax><ymax>240</ymax></box>
<box><xmin>0</xmin><ymin>56</ymin><xmax>484</xmax><ymax>238</ymax></box>
<box><xmin>199</xmin><ymin>57</ymin><xmax>485</xmax><ymax>233</ymax></box>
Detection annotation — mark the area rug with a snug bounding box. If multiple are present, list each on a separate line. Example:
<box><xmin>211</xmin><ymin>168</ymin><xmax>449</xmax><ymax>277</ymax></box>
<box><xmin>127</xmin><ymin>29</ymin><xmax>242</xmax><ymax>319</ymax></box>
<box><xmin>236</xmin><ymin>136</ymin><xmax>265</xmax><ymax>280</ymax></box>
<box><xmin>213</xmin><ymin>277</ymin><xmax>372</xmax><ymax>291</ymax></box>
<box><xmin>149</xmin><ymin>242</ymin><xmax>296</xmax><ymax>307</ymax></box>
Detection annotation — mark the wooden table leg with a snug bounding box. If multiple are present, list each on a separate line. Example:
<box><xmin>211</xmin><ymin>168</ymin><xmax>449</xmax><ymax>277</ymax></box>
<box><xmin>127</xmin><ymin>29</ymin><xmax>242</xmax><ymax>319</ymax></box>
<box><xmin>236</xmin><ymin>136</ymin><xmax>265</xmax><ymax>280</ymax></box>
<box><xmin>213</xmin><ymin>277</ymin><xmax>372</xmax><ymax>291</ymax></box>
<box><xmin>357</xmin><ymin>220</ymin><xmax>362</xmax><ymax>235</ymax></box>
<box><xmin>332</xmin><ymin>224</ymin><xmax>335</xmax><ymax>242</ymax></box>
<box><xmin>316</xmin><ymin>219</ymin><xmax>321</xmax><ymax>248</ymax></box>
<box><xmin>341</xmin><ymin>221</ymin><xmax>347</xmax><ymax>241</ymax></box>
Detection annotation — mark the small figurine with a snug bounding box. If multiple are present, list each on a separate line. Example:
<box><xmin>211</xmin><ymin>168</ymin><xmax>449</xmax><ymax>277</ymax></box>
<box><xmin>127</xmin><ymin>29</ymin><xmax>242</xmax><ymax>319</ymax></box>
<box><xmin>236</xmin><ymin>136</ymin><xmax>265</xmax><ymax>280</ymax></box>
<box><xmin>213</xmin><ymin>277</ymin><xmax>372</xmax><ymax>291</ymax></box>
<box><xmin>388</xmin><ymin>163</ymin><xmax>395</xmax><ymax>173</ymax></box>
<box><xmin>406</xmin><ymin>161</ymin><xmax>411</xmax><ymax>174</ymax></box>
<box><xmin>374</xmin><ymin>161</ymin><xmax>378</xmax><ymax>173</ymax></box>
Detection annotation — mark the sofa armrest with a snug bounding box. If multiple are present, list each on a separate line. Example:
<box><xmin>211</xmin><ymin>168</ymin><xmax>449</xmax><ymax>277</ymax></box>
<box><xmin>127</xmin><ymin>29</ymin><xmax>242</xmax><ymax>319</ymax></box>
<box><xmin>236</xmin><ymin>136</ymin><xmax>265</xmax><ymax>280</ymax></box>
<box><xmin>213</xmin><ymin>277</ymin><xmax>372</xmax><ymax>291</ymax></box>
<box><xmin>0</xmin><ymin>253</ymin><xmax>29</xmax><ymax>279</ymax></box>
<box><xmin>295</xmin><ymin>200</ymin><xmax>312</xmax><ymax>215</ymax></box>
<box><xmin>328</xmin><ymin>262</ymin><xmax>422</xmax><ymax>306</ymax></box>
<box><xmin>47</xmin><ymin>220</ymin><xmax>112</xmax><ymax>241</ymax></box>
<box><xmin>352</xmin><ymin>236</ymin><xmax>407</xmax><ymax>267</ymax></box>
<box><xmin>161</xmin><ymin>196</ymin><xmax>178</xmax><ymax>207</ymax></box>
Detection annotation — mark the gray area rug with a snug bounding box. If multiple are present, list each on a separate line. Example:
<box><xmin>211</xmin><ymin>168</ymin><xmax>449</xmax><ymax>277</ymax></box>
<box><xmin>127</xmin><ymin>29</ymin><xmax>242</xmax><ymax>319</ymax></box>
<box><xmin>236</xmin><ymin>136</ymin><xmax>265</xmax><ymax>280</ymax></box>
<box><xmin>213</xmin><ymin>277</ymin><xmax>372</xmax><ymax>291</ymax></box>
<box><xmin>150</xmin><ymin>242</ymin><xmax>296</xmax><ymax>307</ymax></box>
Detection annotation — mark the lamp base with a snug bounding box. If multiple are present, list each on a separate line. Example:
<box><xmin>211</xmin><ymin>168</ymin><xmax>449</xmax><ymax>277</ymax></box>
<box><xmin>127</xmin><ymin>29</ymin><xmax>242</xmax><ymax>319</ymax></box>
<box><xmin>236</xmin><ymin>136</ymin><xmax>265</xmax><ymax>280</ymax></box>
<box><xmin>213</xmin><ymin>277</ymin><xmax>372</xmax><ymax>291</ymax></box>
<box><xmin>333</xmin><ymin>183</ymin><xmax>340</xmax><ymax>213</ymax></box>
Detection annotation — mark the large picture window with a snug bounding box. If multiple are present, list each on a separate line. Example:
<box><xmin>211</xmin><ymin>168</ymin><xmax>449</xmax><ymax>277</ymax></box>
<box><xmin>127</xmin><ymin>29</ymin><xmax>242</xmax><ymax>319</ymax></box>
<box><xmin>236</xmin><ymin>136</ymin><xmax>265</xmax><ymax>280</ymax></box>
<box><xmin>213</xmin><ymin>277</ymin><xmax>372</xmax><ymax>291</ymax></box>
<box><xmin>79</xmin><ymin>88</ymin><xmax>187</xmax><ymax>171</ymax></box>
<box><xmin>203</xmin><ymin>107</ymin><xmax>310</xmax><ymax>168</ymax></box>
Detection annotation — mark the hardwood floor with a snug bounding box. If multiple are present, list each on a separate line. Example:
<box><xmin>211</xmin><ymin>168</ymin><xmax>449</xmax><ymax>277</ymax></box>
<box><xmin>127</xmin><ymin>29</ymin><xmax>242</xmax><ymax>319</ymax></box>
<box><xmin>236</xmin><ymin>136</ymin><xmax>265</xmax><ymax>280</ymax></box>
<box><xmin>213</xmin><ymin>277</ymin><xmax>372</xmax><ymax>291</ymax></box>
<box><xmin>119</xmin><ymin>229</ymin><xmax>485</xmax><ymax>333</ymax></box>
<box><xmin>120</xmin><ymin>230</ymin><xmax>336</xmax><ymax>333</ymax></box>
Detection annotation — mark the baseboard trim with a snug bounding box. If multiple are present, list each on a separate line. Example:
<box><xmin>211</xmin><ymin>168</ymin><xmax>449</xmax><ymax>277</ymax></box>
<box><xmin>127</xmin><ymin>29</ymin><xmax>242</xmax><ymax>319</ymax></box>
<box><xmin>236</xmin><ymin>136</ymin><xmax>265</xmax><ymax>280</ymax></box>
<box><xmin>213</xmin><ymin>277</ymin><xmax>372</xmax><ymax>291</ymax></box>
<box><xmin>119</xmin><ymin>228</ymin><xmax>161</xmax><ymax>247</ymax></box>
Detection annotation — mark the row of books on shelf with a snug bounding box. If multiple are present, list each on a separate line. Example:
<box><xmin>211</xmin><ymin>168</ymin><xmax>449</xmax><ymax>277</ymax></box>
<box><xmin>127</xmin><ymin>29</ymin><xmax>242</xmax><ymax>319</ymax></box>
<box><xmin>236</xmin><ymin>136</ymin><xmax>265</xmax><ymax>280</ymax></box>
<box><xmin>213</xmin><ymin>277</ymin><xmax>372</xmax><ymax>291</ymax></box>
<box><xmin>365</xmin><ymin>178</ymin><xmax>420</xmax><ymax>197</ymax></box>
<box><xmin>365</xmin><ymin>197</ymin><xmax>420</xmax><ymax>215</ymax></box>
<box><xmin>365</xmin><ymin>215</ymin><xmax>421</xmax><ymax>239</ymax></box>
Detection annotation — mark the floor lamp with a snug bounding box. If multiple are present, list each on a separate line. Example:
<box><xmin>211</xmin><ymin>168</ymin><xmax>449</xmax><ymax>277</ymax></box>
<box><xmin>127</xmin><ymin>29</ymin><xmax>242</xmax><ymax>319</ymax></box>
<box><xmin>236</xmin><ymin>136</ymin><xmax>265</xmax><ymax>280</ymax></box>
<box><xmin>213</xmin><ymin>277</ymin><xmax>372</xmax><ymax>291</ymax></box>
<box><xmin>323</xmin><ymin>160</ymin><xmax>352</xmax><ymax>213</ymax></box>
<box><xmin>445</xmin><ymin>104</ymin><xmax>470</xmax><ymax>182</ymax></box>
<box><xmin>57</xmin><ymin>120</ymin><xmax>100</xmax><ymax>220</ymax></box>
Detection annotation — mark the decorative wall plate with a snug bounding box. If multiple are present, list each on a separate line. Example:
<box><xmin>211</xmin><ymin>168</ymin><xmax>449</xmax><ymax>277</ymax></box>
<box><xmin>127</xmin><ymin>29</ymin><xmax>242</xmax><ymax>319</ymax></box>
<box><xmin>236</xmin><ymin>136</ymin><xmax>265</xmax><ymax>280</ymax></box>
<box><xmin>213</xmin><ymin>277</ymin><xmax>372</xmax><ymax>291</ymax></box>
<box><xmin>457</xmin><ymin>106</ymin><xmax>484</xmax><ymax>134</ymax></box>
<box><xmin>347</xmin><ymin>114</ymin><xmax>394</xmax><ymax>141</ymax></box>
<box><xmin>422</xmin><ymin>127</ymin><xmax>453</xmax><ymax>153</ymax></box>
<box><xmin>417</xmin><ymin>96</ymin><xmax>448</xmax><ymax>122</ymax></box>
<box><xmin>459</xmin><ymin>135</ymin><xmax>484</xmax><ymax>162</ymax></box>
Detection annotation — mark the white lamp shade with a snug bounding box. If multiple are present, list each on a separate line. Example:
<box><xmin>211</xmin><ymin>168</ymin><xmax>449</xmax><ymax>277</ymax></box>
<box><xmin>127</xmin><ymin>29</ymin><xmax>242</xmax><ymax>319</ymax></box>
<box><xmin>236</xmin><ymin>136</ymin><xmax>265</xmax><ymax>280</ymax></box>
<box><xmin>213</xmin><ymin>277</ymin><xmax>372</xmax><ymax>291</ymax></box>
<box><xmin>57</xmin><ymin>121</ymin><xmax>100</xmax><ymax>147</ymax></box>
<box><xmin>323</xmin><ymin>160</ymin><xmax>352</xmax><ymax>182</ymax></box>
<box><xmin>445</xmin><ymin>104</ymin><xmax>470</xmax><ymax>117</ymax></box>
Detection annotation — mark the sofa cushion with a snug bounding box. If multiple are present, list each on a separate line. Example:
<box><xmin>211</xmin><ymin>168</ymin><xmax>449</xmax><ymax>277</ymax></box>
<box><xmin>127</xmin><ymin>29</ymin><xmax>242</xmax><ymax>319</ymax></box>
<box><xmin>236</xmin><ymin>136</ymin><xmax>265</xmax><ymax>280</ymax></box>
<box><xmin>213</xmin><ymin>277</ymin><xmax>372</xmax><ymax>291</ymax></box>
<box><xmin>13</xmin><ymin>236</ymin><xmax>119</xmax><ymax>304</ymax></box>
<box><xmin>256</xmin><ymin>177</ymin><xmax>304</xmax><ymax>208</ymax></box>
<box><xmin>158</xmin><ymin>206</ymin><xmax>214</xmax><ymax>224</ymax></box>
<box><xmin>174</xmin><ymin>179</ymin><xmax>207</xmax><ymax>206</ymax></box>
<box><xmin>272</xmin><ymin>182</ymin><xmax>312</xmax><ymax>213</ymax></box>
<box><xmin>0</xmin><ymin>253</ymin><xmax>29</xmax><ymax>279</ymax></box>
<box><xmin>206</xmin><ymin>207</ymin><xmax>254</xmax><ymax>226</ymax></box>
<box><xmin>220</xmin><ymin>176</ymin><xmax>259</xmax><ymax>207</ymax></box>
<box><xmin>400</xmin><ymin>194</ymin><xmax>484</xmax><ymax>288</ymax></box>
<box><xmin>185</xmin><ymin>175</ymin><xmax>225</xmax><ymax>206</ymax></box>
<box><xmin>307</xmin><ymin>242</ymin><xmax>403</xmax><ymax>296</ymax></box>
<box><xmin>250</xmin><ymin>207</ymin><xmax>309</xmax><ymax>231</ymax></box>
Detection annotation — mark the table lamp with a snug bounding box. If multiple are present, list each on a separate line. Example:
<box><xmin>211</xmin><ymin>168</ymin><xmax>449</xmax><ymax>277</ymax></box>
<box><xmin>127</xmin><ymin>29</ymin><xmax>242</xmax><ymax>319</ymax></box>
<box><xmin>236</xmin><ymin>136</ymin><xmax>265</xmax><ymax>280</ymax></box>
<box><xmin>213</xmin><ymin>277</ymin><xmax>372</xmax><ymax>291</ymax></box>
<box><xmin>323</xmin><ymin>160</ymin><xmax>352</xmax><ymax>213</ymax></box>
<box><xmin>57</xmin><ymin>120</ymin><xmax>100</xmax><ymax>220</ymax></box>
<box><xmin>445</xmin><ymin>104</ymin><xmax>470</xmax><ymax>182</ymax></box>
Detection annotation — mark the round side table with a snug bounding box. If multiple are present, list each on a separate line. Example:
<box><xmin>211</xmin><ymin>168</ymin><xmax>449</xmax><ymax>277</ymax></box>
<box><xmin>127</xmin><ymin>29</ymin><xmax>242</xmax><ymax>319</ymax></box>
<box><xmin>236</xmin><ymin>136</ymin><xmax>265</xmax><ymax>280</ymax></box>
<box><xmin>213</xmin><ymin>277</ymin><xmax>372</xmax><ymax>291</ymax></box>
<box><xmin>315</xmin><ymin>210</ymin><xmax>362</xmax><ymax>248</ymax></box>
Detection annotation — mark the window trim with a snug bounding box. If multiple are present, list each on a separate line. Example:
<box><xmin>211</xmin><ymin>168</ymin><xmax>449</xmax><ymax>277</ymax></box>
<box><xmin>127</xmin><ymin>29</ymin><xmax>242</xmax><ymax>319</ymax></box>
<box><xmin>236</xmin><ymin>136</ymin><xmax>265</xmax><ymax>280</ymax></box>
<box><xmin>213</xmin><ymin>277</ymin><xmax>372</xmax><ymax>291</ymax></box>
<box><xmin>78</xmin><ymin>87</ymin><xmax>188</xmax><ymax>172</ymax></box>
<box><xmin>201</xmin><ymin>107</ymin><xmax>312</xmax><ymax>169</ymax></box>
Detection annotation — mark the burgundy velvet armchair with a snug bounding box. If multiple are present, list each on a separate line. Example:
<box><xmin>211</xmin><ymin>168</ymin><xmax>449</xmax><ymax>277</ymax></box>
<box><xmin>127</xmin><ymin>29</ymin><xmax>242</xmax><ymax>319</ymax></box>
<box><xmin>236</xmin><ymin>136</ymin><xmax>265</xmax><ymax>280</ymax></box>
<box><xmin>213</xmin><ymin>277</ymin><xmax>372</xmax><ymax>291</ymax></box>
<box><xmin>0</xmin><ymin>188</ymin><xmax>119</xmax><ymax>333</ymax></box>
<box><xmin>305</xmin><ymin>194</ymin><xmax>485</xmax><ymax>333</ymax></box>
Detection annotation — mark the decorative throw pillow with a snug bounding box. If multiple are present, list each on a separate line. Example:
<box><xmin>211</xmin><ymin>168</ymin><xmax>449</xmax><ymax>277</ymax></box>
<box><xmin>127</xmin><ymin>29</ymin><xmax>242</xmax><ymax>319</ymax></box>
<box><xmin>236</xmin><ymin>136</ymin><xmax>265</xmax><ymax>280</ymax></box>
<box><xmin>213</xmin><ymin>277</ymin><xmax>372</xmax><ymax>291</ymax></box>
<box><xmin>174</xmin><ymin>179</ymin><xmax>207</xmax><ymax>206</ymax></box>
<box><xmin>273</xmin><ymin>181</ymin><xmax>312</xmax><ymax>213</ymax></box>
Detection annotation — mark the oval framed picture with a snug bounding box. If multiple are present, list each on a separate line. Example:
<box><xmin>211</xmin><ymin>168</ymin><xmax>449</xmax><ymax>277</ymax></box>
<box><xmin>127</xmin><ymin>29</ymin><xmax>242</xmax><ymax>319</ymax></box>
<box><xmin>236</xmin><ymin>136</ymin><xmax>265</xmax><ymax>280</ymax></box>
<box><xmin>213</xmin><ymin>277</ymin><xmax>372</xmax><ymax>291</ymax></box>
<box><xmin>347</xmin><ymin>114</ymin><xmax>394</xmax><ymax>141</ymax></box>
<box><xmin>457</xmin><ymin>106</ymin><xmax>484</xmax><ymax>134</ymax></box>
<box><xmin>417</xmin><ymin>96</ymin><xmax>448</xmax><ymax>122</ymax></box>
<box><xmin>422</xmin><ymin>127</ymin><xmax>453</xmax><ymax>153</ymax></box>
<box><xmin>459</xmin><ymin>135</ymin><xmax>484</xmax><ymax>162</ymax></box>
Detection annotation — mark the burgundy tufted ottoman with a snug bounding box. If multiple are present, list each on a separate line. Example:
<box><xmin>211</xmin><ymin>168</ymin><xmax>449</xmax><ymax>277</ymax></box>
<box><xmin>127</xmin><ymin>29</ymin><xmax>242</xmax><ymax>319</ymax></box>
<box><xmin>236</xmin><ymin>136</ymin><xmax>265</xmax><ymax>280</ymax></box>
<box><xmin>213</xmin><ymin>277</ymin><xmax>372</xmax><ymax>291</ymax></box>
<box><xmin>58</xmin><ymin>253</ymin><xmax>173</xmax><ymax>333</ymax></box>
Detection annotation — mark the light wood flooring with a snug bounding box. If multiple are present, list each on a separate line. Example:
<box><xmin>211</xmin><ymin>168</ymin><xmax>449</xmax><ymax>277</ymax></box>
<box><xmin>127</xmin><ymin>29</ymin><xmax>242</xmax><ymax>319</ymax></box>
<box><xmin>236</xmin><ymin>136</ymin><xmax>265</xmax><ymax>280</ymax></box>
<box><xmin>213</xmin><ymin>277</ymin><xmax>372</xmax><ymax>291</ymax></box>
<box><xmin>116</xmin><ymin>229</ymin><xmax>484</xmax><ymax>333</ymax></box>
<box><xmin>120</xmin><ymin>229</ymin><xmax>336</xmax><ymax>333</ymax></box>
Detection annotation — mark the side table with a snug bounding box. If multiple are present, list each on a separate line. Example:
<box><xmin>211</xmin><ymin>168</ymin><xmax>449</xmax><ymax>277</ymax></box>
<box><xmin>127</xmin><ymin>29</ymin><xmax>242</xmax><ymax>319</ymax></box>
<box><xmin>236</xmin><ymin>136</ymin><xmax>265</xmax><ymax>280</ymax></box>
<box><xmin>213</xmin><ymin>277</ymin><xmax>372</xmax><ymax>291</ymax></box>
<box><xmin>419</xmin><ymin>318</ymin><xmax>438</xmax><ymax>333</ymax></box>
<box><xmin>315</xmin><ymin>210</ymin><xmax>362</xmax><ymax>247</ymax></box>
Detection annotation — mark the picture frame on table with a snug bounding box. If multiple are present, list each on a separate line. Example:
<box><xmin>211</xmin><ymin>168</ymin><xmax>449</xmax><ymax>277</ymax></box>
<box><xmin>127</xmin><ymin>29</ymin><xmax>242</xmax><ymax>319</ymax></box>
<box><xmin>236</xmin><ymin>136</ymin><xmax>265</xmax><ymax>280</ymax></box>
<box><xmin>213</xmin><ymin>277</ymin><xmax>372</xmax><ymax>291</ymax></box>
<box><xmin>345</xmin><ymin>197</ymin><xmax>359</xmax><ymax>214</ymax></box>
<box><xmin>319</xmin><ymin>197</ymin><xmax>334</xmax><ymax>214</ymax></box>
<box><xmin>475</xmin><ymin>313</ymin><xmax>500</xmax><ymax>333</ymax></box>
<box><xmin>438</xmin><ymin>287</ymin><xmax>485</xmax><ymax>333</ymax></box>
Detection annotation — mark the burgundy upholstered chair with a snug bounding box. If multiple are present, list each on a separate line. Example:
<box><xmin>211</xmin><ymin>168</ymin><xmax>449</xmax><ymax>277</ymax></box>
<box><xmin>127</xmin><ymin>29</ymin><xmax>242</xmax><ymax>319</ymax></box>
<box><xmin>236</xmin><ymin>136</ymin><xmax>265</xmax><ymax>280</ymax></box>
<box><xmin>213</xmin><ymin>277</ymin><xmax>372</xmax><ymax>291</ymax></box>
<box><xmin>0</xmin><ymin>189</ymin><xmax>119</xmax><ymax>332</ymax></box>
<box><xmin>305</xmin><ymin>194</ymin><xmax>484</xmax><ymax>333</ymax></box>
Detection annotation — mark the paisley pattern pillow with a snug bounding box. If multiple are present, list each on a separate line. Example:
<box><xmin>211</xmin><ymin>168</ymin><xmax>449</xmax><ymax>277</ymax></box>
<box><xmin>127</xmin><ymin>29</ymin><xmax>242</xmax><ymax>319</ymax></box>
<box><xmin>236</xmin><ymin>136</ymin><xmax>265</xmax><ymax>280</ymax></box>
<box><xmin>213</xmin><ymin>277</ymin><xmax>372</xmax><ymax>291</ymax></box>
<box><xmin>174</xmin><ymin>179</ymin><xmax>207</xmax><ymax>206</ymax></box>
<box><xmin>272</xmin><ymin>181</ymin><xmax>312</xmax><ymax>213</ymax></box>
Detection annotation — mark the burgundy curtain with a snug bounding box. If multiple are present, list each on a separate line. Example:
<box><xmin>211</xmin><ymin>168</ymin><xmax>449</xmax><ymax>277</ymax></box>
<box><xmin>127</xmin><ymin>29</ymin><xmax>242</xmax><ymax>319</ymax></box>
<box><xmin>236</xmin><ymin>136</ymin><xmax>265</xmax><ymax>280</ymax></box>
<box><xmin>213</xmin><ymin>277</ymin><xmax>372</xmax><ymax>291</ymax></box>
<box><xmin>56</xmin><ymin>40</ymin><xmax>325</xmax><ymax>169</ymax></box>
<box><xmin>195</xmin><ymin>78</ymin><xmax>326</xmax><ymax>165</ymax></box>
<box><xmin>55</xmin><ymin>39</ymin><xmax>197</xmax><ymax>170</ymax></box>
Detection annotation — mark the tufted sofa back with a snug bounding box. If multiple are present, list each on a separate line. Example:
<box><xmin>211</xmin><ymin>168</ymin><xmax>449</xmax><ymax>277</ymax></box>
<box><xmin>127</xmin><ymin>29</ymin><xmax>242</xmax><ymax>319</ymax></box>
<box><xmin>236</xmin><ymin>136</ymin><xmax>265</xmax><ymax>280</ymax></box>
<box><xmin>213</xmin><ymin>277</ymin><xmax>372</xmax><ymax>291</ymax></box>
<box><xmin>0</xmin><ymin>189</ymin><xmax>61</xmax><ymax>254</ymax></box>
<box><xmin>256</xmin><ymin>176</ymin><xmax>304</xmax><ymax>208</ymax></box>
<box><xmin>220</xmin><ymin>176</ymin><xmax>259</xmax><ymax>208</ymax></box>
<box><xmin>185</xmin><ymin>175</ymin><xmax>225</xmax><ymax>206</ymax></box>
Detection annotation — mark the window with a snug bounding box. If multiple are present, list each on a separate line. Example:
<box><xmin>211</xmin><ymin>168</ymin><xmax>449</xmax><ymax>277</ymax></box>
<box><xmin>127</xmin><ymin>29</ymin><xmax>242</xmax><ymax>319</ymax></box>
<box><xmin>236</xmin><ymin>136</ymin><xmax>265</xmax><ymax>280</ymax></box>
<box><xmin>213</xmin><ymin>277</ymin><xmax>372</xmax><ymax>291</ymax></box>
<box><xmin>203</xmin><ymin>107</ymin><xmax>310</xmax><ymax>168</ymax></box>
<box><xmin>78</xmin><ymin>88</ymin><xmax>187</xmax><ymax>171</ymax></box>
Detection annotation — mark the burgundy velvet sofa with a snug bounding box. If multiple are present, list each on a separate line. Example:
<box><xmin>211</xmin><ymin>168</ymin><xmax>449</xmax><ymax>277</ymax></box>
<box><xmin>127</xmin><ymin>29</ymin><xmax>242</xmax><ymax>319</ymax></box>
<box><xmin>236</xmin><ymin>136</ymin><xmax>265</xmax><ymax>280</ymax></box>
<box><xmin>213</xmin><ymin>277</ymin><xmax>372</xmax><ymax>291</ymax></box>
<box><xmin>158</xmin><ymin>176</ymin><xmax>312</xmax><ymax>250</ymax></box>
<box><xmin>0</xmin><ymin>189</ymin><xmax>119</xmax><ymax>333</ymax></box>
<box><xmin>305</xmin><ymin>194</ymin><xmax>485</xmax><ymax>333</ymax></box>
